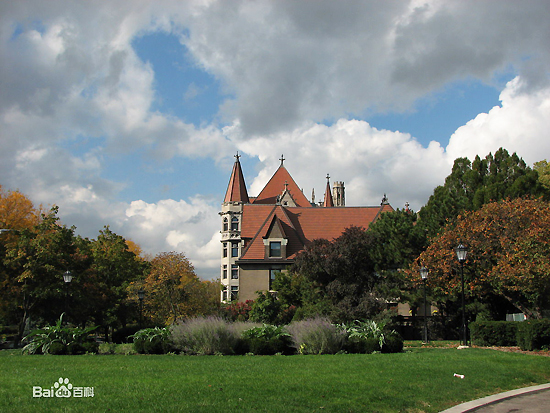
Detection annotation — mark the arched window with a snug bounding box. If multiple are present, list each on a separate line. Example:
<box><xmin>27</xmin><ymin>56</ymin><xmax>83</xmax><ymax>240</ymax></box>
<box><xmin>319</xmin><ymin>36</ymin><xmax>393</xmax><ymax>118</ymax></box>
<box><xmin>231</xmin><ymin>216</ymin><xmax>239</xmax><ymax>231</ymax></box>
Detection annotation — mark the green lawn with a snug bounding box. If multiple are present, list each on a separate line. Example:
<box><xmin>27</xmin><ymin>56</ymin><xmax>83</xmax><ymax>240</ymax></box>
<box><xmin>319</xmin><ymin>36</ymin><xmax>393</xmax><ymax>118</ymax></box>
<box><xmin>1</xmin><ymin>347</ymin><xmax>549</xmax><ymax>412</ymax></box>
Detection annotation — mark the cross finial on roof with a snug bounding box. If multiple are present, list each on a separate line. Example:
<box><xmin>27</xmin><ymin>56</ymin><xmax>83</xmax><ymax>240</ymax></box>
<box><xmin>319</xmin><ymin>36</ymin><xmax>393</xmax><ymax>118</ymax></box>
<box><xmin>280</xmin><ymin>154</ymin><xmax>285</xmax><ymax>165</ymax></box>
<box><xmin>235</xmin><ymin>152</ymin><xmax>241</xmax><ymax>161</ymax></box>
<box><xmin>326</xmin><ymin>174</ymin><xmax>330</xmax><ymax>182</ymax></box>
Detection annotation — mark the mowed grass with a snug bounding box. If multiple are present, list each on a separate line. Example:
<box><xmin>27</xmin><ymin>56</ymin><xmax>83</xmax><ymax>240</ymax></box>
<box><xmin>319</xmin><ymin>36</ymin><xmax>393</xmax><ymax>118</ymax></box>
<box><xmin>1</xmin><ymin>347</ymin><xmax>550</xmax><ymax>412</ymax></box>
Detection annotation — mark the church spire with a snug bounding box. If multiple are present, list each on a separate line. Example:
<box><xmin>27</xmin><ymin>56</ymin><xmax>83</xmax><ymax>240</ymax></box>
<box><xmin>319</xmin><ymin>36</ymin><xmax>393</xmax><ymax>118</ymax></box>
<box><xmin>224</xmin><ymin>153</ymin><xmax>250</xmax><ymax>204</ymax></box>
<box><xmin>323</xmin><ymin>174</ymin><xmax>334</xmax><ymax>207</ymax></box>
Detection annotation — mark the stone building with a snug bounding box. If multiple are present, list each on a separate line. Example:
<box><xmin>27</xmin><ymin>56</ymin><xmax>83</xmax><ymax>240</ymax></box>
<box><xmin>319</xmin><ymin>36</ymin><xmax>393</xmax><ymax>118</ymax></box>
<box><xmin>220</xmin><ymin>154</ymin><xmax>393</xmax><ymax>302</ymax></box>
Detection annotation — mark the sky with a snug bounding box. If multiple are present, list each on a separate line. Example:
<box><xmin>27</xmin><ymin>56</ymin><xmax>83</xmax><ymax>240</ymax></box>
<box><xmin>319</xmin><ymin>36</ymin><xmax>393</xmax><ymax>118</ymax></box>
<box><xmin>1</xmin><ymin>0</ymin><xmax>550</xmax><ymax>279</ymax></box>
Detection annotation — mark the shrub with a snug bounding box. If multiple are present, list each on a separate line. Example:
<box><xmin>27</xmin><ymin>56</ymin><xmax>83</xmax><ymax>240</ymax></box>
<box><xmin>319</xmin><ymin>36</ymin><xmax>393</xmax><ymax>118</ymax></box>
<box><xmin>131</xmin><ymin>327</ymin><xmax>173</xmax><ymax>354</ymax></box>
<box><xmin>241</xmin><ymin>324</ymin><xmax>293</xmax><ymax>355</ymax></box>
<box><xmin>22</xmin><ymin>314</ymin><xmax>98</xmax><ymax>355</ymax></box>
<box><xmin>381</xmin><ymin>331</ymin><xmax>404</xmax><ymax>353</ymax></box>
<box><xmin>222</xmin><ymin>300</ymin><xmax>254</xmax><ymax>322</ymax></box>
<box><xmin>340</xmin><ymin>320</ymin><xmax>403</xmax><ymax>353</ymax></box>
<box><xmin>470</xmin><ymin>321</ymin><xmax>519</xmax><ymax>347</ymax></box>
<box><xmin>517</xmin><ymin>319</ymin><xmax>550</xmax><ymax>351</ymax></box>
<box><xmin>171</xmin><ymin>316</ymin><xmax>240</xmax><ymax>355</ymax></box>
<box><xmin>287</xmin><ymin>317</ymin><xmax>346</xmax><ymax>355</ymax></box>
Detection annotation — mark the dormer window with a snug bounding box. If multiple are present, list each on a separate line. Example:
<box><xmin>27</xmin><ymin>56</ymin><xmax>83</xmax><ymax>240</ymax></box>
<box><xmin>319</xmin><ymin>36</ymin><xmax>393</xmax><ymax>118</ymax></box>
<box><xmin>269</xmin><ymin>241</ymin><xmax>282</xmax><ymax>257</ymax></box>
<box><xmin>231</xmin><ymin>216</ymin><xmax>239</xmax><ymax>231</ymax></box>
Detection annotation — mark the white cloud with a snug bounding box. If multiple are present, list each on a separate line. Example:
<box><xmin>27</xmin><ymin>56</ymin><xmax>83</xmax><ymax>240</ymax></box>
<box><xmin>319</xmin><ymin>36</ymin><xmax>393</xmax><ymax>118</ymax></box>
<box><xmin>1</xmin><ymin>1</ymin><xmax>550</xmax><ymax>280</ymax></box>
<box><xmin>447</xmin><ymin>77</ymin><xmax>550</xmax><ymax>166</ymax></box>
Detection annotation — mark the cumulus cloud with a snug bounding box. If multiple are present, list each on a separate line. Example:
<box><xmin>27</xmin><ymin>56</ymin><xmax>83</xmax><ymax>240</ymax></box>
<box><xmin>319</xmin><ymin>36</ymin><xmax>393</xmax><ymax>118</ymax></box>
<box><xmin>447</xmin><ymin>77</ymin><xmax>550</xmax><ymax>165</ymax></box>
<box><xmin>1</xmin><ymin>0</ymin><xmax>550</xmax><ymax>279</ymax></box>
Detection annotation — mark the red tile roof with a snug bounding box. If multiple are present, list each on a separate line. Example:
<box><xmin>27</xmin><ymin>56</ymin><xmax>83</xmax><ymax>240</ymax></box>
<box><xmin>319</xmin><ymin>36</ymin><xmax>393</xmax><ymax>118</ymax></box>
<box><xmin>252</xmin><ymin>165</ymin><xmax>312</xmax><ymax>207</ymax></box>
<box><xmin>224</xmin><ymin>156</ymin><xmax>249</xmax><ymax>204</ymax></box>
<box><xmin>239</xmin><ymin>204</ymin><xmax>393</xmax><ymax>261</ymax></box>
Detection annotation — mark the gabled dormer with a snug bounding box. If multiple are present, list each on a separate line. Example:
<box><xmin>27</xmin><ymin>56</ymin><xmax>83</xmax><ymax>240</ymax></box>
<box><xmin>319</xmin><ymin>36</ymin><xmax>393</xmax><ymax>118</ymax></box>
<box><xmin>262</xmin><ymin>215</ymin><xmax>288</xmax><ymax>259</ymax></box>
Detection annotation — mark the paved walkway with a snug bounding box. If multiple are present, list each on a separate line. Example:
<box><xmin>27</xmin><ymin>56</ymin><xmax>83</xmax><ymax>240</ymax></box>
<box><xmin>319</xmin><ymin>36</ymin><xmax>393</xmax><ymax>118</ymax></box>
<box><xmin>440</xmin><ymin>383</ymin><xmax>550</xmax><ymax>413</ymax></box>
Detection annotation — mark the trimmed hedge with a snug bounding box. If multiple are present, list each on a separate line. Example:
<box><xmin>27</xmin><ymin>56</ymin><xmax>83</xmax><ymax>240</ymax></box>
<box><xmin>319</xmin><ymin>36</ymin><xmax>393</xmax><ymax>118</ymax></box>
<box><xmin>470</xmin><ymin>321</ymin><xmax>519</xmax><ymax>347</ymax></box>
<box><xmin>517</xmin><ymin>319</ymin><xmax>550</xmax><ymax>351</ymax></box>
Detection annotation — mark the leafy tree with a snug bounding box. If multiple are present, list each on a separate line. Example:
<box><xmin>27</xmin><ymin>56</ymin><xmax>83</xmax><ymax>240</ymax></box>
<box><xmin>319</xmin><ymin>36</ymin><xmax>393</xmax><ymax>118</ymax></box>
<box><xmin>2</xmin><ymin>207</ymin><xmax>81</xmax><ymax>342</ymax></box>
<box><xmin>419</xmin><ymin>148</ymin><xmax>547</xmax><ymax>238</ymax></box>
<box><xmin>87</xmin><ymin>227</ymin><xmax>147</xmax><ymax>335</ymax></box>
<box><xmin>534</xmin><ymin>159</ymin><xmax>550</xmax><ymax>190</ymax></box>
<box><xmin>134</xmin><ymin>251</ymin><xmax>218</xmax><ymax>325</ymax></box>
<box><xmin>0</xmin><ymin>185</ymin><xmax>41</xmax><ymax>231</ymax></box>
<box><xmin>410</xmin><ymin>198</ymin><xmax>550</xmax><ymax>320</ymax></box>
<box><xmin>278</xmin><ymin>226</ymin><xmax>393</xmax><ymax>323</ymax></box>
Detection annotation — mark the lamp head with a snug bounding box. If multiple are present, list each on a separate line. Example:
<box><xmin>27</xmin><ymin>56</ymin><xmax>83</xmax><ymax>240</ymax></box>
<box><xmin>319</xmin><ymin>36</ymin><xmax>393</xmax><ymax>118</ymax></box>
<box><xmin>455</xmin><ymin>244</ymin><xmax>468</xmax><ymax>263</ymax></box>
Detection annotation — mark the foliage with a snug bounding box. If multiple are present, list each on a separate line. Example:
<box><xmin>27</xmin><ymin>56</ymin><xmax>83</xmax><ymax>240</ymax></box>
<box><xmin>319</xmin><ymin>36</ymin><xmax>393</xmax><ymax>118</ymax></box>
<box><xmin>170</xmin><ymin>316</ymin><xmax>241</xmax><ymax>355</ymax></box>
<box><xmin>131</xmin><ymin>327</ymin><xmax>173</xmax><ymax>354</ymax></box>
<box><xmin>241</xmin><ymin>324</ymin><xmax>293</xmax><ymax>355</ymax></box>
<box><xmin>470</xmin><ymin>321</ymin><xmax>519</xmax><ymax>347</ymax></box>
<box><xmin>419</xmin><ymin>148</ymin><xmax>548</xmax><ymax>239</ymax></box>
<box><xmin>516</xmin><ymin>319</ymin><xmax>550</xmax><ymax>351</ymax></box>
<box><xmin>281</xmin><ymin>227</ymin><xmax>392</xmax><ymax>323</ymax></box>
<box><xmin>131</xmin><ymin>252</ymin><xmax>218</xmax><ymax>326</ymax></box>
<box><xmin>410</xmin><ymin>198</ymin><xmax>550</xmax><ymax>319</ymax></box>
<box><xmin>286</xmin><ymin>317</ymin><xmax>346</xmax><ymax>354</ymax></box>
<box><xmin>222</xmin><ymin>300</ymin><xmax>254</xmax><ymax>322</ymax></box>
<box><xmin>534</xmin><ymin>159</ymin><xmax>550</xmax><ymax>190</ymax></box>
<box><xmin>22</xmin><ymin>314</ymin><xmax>97</xmax><ymax>355</ymax></box>
<box><xmin>249</xmin><ymin>292</ymin><xmax>281</xmax><ymax>324</ymax></box>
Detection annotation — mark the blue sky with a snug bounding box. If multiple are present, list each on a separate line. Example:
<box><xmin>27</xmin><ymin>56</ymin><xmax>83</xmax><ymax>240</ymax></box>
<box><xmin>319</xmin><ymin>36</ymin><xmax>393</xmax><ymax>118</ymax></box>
<box><xmin>1</xmin><ymin>1</ymin><xmax>549</xmax><ymax>279</ymax></box>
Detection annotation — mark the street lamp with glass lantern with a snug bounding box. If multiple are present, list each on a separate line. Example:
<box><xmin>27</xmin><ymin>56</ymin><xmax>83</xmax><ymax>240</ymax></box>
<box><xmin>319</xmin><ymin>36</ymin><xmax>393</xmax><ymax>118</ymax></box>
<box><xmin>138</xmin><ymin>290</ymin><xmax>145</xmax><ymax>329</ymax></box>
<box><xmin>420</xmin><ymin>266</ymin><xmax>429</xmax><ymax>343</ymax></box>
<box><xmin>455</xmin><ymin>244</ymin><xmax>468</xmax><ymax>346</ymax></box>
<box><xmin>63</xmin><ymin>271</ymin><xmax>73</xmax><ymax>321</ymax></box>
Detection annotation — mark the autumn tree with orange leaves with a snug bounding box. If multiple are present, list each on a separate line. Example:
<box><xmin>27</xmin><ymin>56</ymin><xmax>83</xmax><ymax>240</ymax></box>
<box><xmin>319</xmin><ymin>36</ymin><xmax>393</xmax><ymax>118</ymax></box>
<box><xmin>130</xmin><ymin>251</ymin><xmax>219</xmax><ymax>325</ymax></box>
<box><xmin>410</xmin><ymin>198</ymin><xmax>550</xmax><ymax>319</ymax></box>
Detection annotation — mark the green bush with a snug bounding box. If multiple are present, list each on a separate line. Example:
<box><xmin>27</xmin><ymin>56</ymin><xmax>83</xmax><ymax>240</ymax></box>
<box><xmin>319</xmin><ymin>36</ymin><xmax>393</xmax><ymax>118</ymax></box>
<box><xmin>171</xmin><ymin>316</ymin><xmax>240</xmax><ymax>355</ymax></box>
<box><xmin>22</xmin><ymin>314</ymin><xmax>98</xmax><ymax>355</ymax></box>
<box><xmin>341</xmin><ymin>320</ymin><xmax>402</xmax><ymax>353</ymax></box>
<box><xmin>517</xmin><ymin>319</ymin><xmax>550</xmax><ymax>351</ymax></box>
<box><xmin>131</xmin><ymin>327</ymin><xmax>173</xmax><ymax>354</ymax></box>
<box><xmin>345</xmin><ymin>337</ymin><xmax>380</xmax><ymax>354</ymax></box>
<box><xmin>287</xmin><ymin>317</ymin><xmax>346</xmax><ymax>355</ymax></box>
<box><xmin>241</xmin><ymin>324</ymin><xmax>293</xmax><ymax>355</ymax></box>
<box><xmin>470</xmin><ymin>321</ymin><xmax>519</xmax><ymax>347</ymax></box>
<box><xmin>381</xmin><ymin>332</ymin><xmax>404</xmax><ymax>353</ymax></box>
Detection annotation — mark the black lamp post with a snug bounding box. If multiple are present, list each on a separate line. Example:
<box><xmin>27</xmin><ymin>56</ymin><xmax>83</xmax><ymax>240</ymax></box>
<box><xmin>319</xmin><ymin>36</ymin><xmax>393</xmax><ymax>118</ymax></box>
<box><xmin>63</xmin><ymin>271</ymin><xmax>73</xmax><ymax>321</ymax></box>
<box><xmin>138</xmin><ymin>290</ymin><xmax>145</xmax><ymax>329</ymax></box>
<box><xmin>455</xmin><ymin>244</ymin><xmax>469</xmax><ymax>346</ymax></box>
<box><xmin>420</xmin><ymin>266</ymin><xmax>429</xmax><ymax>343</ymax></box>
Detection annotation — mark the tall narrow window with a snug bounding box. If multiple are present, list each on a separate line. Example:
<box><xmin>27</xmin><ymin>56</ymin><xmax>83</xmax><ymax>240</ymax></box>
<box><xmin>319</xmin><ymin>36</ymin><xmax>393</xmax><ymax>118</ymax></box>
<box><xmin>223</xmin><ymin>242</ymin><xmax>228</xmax><ymax>258</ymax></box>
<box><xmin>231</xmin><ymin>264</ymin><xmax>238</xmax><ymax>279</ymax></box>
<box><xmin>269</xmin><ymin>241</ymin><xmax>282</xmax><ymax>257</ymax></box>
<box><xmin>222</xmin><ymin>265</ymin><xmax>227</xmax><ymax>279</ymax></box>
<box><xmin>222</xmin><ymin>287</ymin><xmax>227</xmax><ymax>301</ymax></box>
<box><xmin>223</xmin><ymin>217</ymin><xmax>228</xmax><ymax>231</ymax></box>
<box><xmin>230</xmin><ymin>286</ymin><xmax>238</xmax><ymax>301</ymax></box>
<box><xmin>231</xmin><ymin>242</ymin><xmax>239</xmax><ymax>257</ymax></box>
<box><xmin>231</xmin><ymin>216</ymin><xmax>239</xmax><ymax>231</ymax></box>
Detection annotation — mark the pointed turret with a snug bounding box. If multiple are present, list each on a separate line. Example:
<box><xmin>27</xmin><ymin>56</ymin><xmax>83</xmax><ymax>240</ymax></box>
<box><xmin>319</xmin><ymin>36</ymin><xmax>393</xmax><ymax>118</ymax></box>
<box><xmin>224</xmin><ymin>153</ymin><xmax>249</xmax><ymax>204</ymax></box>
<box><xmin>323</xmin><ymin>174</ymin><xmax>334</xmax><ymax>207</ymax></box>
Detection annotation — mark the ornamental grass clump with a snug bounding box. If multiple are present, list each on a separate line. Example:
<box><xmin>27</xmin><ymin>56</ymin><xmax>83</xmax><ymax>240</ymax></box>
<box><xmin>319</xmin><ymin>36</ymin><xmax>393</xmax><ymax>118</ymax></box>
<box><xmin>287</xmin><ymin>317</ymin><xmax>346</xmax><ymax>354</ymax></box>
<box><xmin>171</xmin><ymin>316</ymin><xmax>240</xmax><ymax>355</ymax></box>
